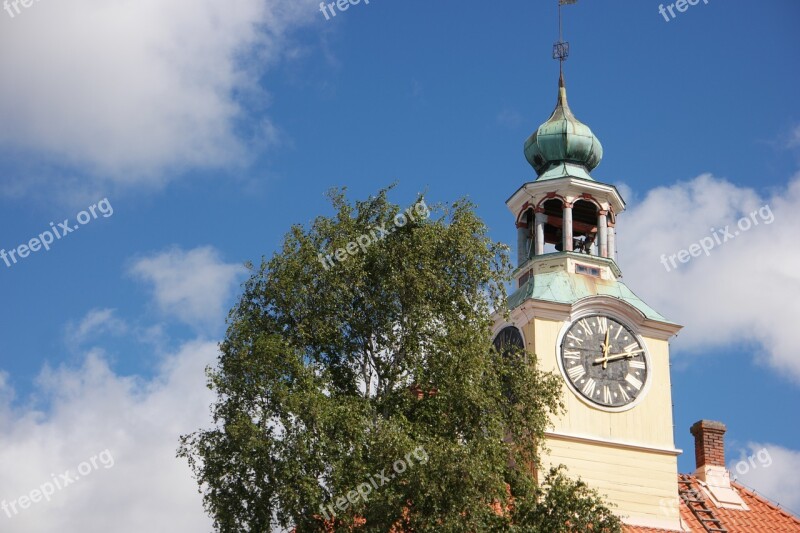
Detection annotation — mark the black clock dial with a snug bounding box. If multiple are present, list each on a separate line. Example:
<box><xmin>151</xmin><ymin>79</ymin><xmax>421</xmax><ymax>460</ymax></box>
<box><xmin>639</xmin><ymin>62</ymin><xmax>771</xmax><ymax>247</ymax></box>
<box><xmin>493</xmin><ymin>326</ymin><xmax>524</xmax><ymax>356</ymax></box>
<box><xmin>493</xmin><ymin>326</ymin><xmax>524</xmax><ymax>403</ymax></box>
<box><xmin>559</xmin><ymin>315</ymin><xmax>648</xmax><ymax>408</ymax></box>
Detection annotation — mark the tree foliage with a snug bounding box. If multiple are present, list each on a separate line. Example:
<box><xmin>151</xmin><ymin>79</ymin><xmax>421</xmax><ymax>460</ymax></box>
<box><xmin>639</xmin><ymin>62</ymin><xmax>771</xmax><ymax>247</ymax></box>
<box><xmin>179</xmin><ymin>188</ymin><xmax>622</xmax><ymax>533</ymax></box>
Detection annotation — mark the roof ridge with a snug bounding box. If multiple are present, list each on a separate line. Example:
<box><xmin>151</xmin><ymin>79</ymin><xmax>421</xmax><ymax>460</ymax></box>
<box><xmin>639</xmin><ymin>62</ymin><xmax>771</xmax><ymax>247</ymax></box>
<box><xmin>730</xmin><ymin>480</ymin><xmax>800</xmax><ymax>526</ymax></box>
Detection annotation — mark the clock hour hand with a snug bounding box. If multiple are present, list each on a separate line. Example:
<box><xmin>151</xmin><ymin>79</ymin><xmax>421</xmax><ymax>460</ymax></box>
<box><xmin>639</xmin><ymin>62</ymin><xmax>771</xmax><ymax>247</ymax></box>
<box><xmin>593</xmin><ymin>349</ymin><xmax>644</xmax><ymax>368</ymax></box>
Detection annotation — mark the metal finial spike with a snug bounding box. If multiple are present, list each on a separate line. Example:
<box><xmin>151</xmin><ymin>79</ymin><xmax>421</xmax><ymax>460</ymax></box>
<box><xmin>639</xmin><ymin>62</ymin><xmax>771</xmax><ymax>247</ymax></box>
<box><xmin>556</xmin><ymin>67</ymin><xmax>569</xmax><ymax>109</ymax></box>
<box><xmin>553</xmin><ymin>0</ymin><xmax>577</xmax><ymax>65</ymax></box>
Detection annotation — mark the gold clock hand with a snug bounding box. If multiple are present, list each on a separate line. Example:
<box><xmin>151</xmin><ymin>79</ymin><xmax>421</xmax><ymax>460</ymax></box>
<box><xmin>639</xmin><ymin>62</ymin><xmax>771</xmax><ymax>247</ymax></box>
<box><xmin>604</xmin><ymin>329</ymin><xmax>612</xmax><ymax>367</ymax></box>
<box><xmin>593</xmin><ymin>329</ymin><xmax>613</xmax><ymax>368</ymax></box>
<box><xmin>593</xmin><ymin>349</ymin><xmax>644</xmax><ymax>366</ymax></box>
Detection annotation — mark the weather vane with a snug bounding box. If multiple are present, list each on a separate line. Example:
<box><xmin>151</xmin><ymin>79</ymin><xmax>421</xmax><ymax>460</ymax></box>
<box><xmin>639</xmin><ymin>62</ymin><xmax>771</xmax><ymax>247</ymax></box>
<box><xmin>553</xmin><ymin>0</ymin><xmax>578</xmax><ymax>74</ymax></box>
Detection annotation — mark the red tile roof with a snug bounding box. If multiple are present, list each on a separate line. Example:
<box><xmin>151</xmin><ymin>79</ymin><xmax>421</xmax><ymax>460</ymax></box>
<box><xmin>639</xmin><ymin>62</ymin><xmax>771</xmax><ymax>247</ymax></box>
<box><xmin>300</xmin><ymin>473</ymin><xmax>800</xmax><ymax>533</ymax></box>
<box><xmin>623</xmin><ymin>474</ymin><xmax>800</xmax><ymax>533</ymax></box>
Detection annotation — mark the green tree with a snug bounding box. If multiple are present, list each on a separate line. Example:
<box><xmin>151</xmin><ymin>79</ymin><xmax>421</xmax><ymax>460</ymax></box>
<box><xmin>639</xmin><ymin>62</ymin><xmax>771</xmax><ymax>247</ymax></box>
<box><xmin>513</xmin><ymin>466</ymin><xmax>623</xmax><ymax>533</ymax></box>
<box><xmin>179</xmin><ymin>188</ymin><xmax>622</xmax><ymax>533</ymax></box>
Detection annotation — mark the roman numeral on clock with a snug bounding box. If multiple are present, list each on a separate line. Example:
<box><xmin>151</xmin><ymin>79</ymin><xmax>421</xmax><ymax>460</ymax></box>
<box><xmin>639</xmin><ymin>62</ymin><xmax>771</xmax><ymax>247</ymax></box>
<box><xmin>625</xmin><ymin>374</ymin><xmax>643</xmax><ymax>390</ymax></box>
<box><xmin>603</xmin><ymin>386</ymin><xmax>611</xmax><ymax>404</ymax></box>
<box><xmin>629</xmin><ymin>360</ymin><xmax>645</xmax><ymax>369</ymax></box>
<box><xmin>581</xmin><ymin>378</ymin><xmax>597</xmax><ymax>397</ymax></box>
<box><xmin>567</xmin><ymin>365</ymin><xmax>586</xmax><ymax>380</ymax></box>
<box><xmin>579</xmin><ymin>319</ymin><xmax>593</xmax><ymax>335</ymax></box>
<box><xmin>618</xmin><ymin>384</ymin><xmax>630</xmax><ymax>402</ymax></box>
<box><xmin>567</xmin><ymin>333</ymin><xmax>584</xmax><ymax>345</ymax></box>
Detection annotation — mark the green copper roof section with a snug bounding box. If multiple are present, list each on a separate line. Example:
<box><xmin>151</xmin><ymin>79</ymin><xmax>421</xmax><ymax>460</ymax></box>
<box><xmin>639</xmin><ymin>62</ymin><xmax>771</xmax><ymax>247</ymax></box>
<box><xmin>524</xmin><ymin>73</ymin><xmax>603</xmax><ymax>181</ymax></box>
<box><xmin>535</xmin><ymin>161</ymin><xmax>595</xmax><ymax>182</ymax></box>
<box><xmin>507</xmin><ymin>260</ymin><xmax>674</xmax><ymax>324</ymax></box>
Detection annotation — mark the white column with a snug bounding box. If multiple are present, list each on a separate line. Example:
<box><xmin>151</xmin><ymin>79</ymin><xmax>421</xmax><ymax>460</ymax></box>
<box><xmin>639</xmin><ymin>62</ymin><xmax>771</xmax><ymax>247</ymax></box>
<box><xmin>598</xmin><ymin>211</ymin><xmax>608</xmax><ymax>258</ymax></box>
<box><xmin>563</xmin><ymin>203</ymin><xmax>573</xmax><ymax>252</ymax></box>
<box><xmin>534</xmin><ymin>211</ymin><xmax>546</xmax><ymax>256</ymax></box>
<box><xmin>517</xmin><ymin>219</ymin><xmax>529</xmax><ymax>266</ymax></box>
<box><xmin>607</xmin><ymin>223</ymin><xmax>616</xmax><ymax>260</ymax></box>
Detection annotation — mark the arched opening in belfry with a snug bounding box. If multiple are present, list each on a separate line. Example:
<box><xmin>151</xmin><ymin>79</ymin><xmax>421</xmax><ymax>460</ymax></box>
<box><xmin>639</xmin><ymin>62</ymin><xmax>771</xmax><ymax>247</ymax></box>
<box><xmin>516</xmin><ymin>208</ymin><xmax>534</xmax><ymax>266</ymax></box>
<box><xmin>542</xmin><ymin>198</ymin><xmax>564</xmax><ymax>254</ymax></box>
<box><xmin>572</xmin><ymin>199</ymin><xmax>599</xmax><ymax>254</ymax></box>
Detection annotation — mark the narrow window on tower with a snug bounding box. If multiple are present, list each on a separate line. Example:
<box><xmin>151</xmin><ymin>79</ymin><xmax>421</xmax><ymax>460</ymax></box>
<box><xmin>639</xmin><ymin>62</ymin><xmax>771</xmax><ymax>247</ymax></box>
<box><xmin>575</xmin><ymin>264</ymin><xmax>601</xmax><ymax>278</ymax></box>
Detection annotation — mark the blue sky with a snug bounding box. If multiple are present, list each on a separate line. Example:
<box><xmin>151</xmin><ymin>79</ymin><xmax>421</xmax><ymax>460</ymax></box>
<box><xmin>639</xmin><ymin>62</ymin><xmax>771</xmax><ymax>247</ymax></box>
<box><xmin>0</xmin><ymin>0</ymin><xmax>799</xmax><ymax>529</ymax></box>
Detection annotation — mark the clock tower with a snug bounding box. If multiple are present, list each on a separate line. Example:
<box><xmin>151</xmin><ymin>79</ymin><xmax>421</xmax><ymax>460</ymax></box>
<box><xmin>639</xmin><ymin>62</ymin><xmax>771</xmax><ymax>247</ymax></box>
<box><xmin>493</xmin><ymin>70</ymin><xmax>685</xmax><ymax>530</ymax></box>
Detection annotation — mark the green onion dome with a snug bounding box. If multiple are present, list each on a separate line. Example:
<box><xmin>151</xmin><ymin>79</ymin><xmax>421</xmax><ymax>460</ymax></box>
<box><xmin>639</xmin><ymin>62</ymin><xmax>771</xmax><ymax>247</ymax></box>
<box><xmin>524</xmin><ymin>73</ymin><xmax>603</xmax><ymax>179</ymax></box>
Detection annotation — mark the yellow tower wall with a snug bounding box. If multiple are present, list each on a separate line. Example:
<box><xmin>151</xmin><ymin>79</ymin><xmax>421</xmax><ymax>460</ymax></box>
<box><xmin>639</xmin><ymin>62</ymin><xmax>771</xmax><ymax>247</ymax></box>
<box><xmin>521</xmin><ymin>315</ymin><xmax>683</xmax><ymax>529</ymax></box>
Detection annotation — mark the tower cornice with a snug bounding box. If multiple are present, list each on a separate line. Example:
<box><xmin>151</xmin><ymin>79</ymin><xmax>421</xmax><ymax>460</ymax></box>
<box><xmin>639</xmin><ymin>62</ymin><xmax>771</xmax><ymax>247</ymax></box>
<box><xmin>506</xmin><ymin>176</ymin><xmax>626</xmax><ymax>221</ymax></box>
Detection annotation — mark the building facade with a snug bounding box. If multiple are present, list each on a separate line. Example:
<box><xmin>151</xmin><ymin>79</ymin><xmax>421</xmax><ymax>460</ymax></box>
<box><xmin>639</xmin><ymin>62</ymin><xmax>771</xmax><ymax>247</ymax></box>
<box><xmin>492</xmin><ymin>71</ymin><xmax>800</xmax><ymax>532</ymax></box>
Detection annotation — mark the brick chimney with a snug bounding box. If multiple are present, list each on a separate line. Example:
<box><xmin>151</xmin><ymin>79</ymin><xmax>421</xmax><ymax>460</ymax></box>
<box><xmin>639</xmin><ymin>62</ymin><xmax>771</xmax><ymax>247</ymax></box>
<box><xmin>690</xmin><ymin>420</ymin><xmax>727</xmax><ymax>469</ymax></box>
<box><xmin>689</xmin><ymin>420</ymin><xmax>747</xmax><ymax>509</ymax></box>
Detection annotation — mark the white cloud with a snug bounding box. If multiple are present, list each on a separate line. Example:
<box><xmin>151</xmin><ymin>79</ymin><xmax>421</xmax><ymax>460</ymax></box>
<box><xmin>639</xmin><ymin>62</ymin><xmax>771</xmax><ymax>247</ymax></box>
<box><xmin>128</xmin><ymin>246</ymin><xmax>244</xmax><ymax>331</ymax></box>
<box><xmin>0</xmin><ymin>239</ymin><xmax>249</xmax><ymax>530</ymax></box>
<box><xmin>65</xmin><ymin>308</ymin><xmax>128</xmax><ymax>347</ymax></box>
<box><xmin>617</xmin><ymin>172</ymin><xmax>800</xmax><ymax>381</ymax></box>
<box><xmin>729</xmin><ymin>443</ymin><xmax>800</xmax><ymax>512</ymax></box>
<box><xmin>788</xmin><ymin>125</ymin><xmax>800</xmax><ymax>149</ymax></box>
<box><xmin>0</xmin><ymin>0</ymin><xmax>319</xmax><ymax>195</ymax></box>
<box><xmin>0</xmin><ymin>341</ymin><xmax>217</xmax><ymax>532</ymax></box>
<box><xmin>613</xmin><ymin>182</ymin><xmax>634</xmax><ymax>206</ymax></box>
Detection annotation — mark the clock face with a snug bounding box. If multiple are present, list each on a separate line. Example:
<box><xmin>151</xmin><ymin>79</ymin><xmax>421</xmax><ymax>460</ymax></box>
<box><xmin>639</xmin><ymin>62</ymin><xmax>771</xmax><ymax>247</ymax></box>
<box><xmin>493</xmin><ymin>326</ymin><xmax>524</xmax><ymax>356</ymax></box>
<box><xmin>493</xmin><ymin>326</ymin><xmax>525</xmax><ymax>403</ymax></box>
<box><xmin>559</xmin><ymin>315</ymin><xmax>648</xmax><ymax>408</ymax></box>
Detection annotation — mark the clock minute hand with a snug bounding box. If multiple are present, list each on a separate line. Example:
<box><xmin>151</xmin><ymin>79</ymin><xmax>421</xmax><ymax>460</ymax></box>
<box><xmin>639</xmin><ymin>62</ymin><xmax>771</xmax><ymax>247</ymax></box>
<box><xmin>594</xmin><ymin>329</ymin><xmax>613</xmax><ymax>369</ymax></box>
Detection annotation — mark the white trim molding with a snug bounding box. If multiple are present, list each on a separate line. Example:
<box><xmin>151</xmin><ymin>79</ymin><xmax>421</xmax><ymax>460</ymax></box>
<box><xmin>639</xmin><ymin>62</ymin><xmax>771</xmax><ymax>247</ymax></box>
<box><xmin>545</xmin><ymin>430</ymin><xmax>683</xmax><ymax>457</ymax></box>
